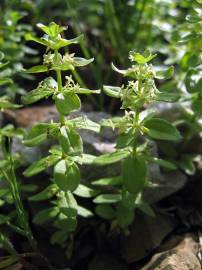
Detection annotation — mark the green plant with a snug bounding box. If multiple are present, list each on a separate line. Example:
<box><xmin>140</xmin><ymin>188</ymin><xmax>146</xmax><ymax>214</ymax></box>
<box><xmin>21</xmin><ymin>22</ymin><xmax>100</xmax><ymax>246</ymax></box>
<box><xmin>92</xmin><ymin>50</ymin><xmax>181</xmax><ymax>230</ymax></box>
<box><xmin>0</xmin><ymin>3</ymin><xmax>36</xmax><ymax>98</ymax></box>
<box><xmin>168</xmin><ymin>1</ymin><xmax>202</xmax><ymax>175</ymax></box>
<box><xmin>0</xmin><ymin>52</ymin><xmax>36</xmax><ymax>253</ymax></box>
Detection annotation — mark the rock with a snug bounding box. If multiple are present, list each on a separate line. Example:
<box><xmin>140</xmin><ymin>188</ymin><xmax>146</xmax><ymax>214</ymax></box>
<box><xmin>144</xmin><ymin>171</ymin><xmax>187</xmax><ymax>204</ymax></box>
<box><xmin>140</xmin><ymin>233</ymin><xmax>201</xmax><ymax>270</ymax></box>
<box><xmin>4</xmin><ymin>106</ymin><xmax>58</xmax><ymax>127</ymax></box>
<box><xmin>88</xmin><ymin>253</ymin><xmax>129</xmax><ymax>270</ymax></box>
<box><xmin>121</xmin><ymin>212</ymin><xmax>177</xmax><ymax>262</ymax></box>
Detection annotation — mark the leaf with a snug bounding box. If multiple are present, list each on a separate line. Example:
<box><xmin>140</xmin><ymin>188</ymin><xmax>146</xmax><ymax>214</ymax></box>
<box><xmin>129</xmin><ymin>50</ymin><xmax>157</xmax><ymax>64</ymax></box>
<box><xmin>0</xmin><ymin>256</ymin><xmax>19</xmax><ymax>269</ymax></box>
<box><xmin>0</xmin><ymin>96</ymin><xmax>20</xmax><ymax>109</ymax></box>
<box><xmin>73</xmin><ymin>184</ymin><xmax>99</xmax><ymax>198</ymax></box>
<box><xmin>33</xmin><ymin>207</ymin><xmax>59</xmax><ymax>224</ymax></box>
<box><xmin>185</xmin><ymin>69</ymin><xmax>202</xmax><ymax>93</ymax></box>
<box><xmin>25</xmin><ymin>65</ymin><xmax>48</xmax><ymax>73</ymax></box>
<box><xmin>73</xmin><ymin>88</ymin><xmax>100</xmax><ymax>94</ymax></box>
<box><xmin>21</xmin><ymin>83</ymin><xmax>54</xmax><ymax>104</ymax></box>
<box><xmin>23</xmin><ymin>154</ymin><xmax>60</xmax><ymax>177</ymax></box>
<box><xmin>111</xmin><ymin>62</ymin><xmax>127</xmax><ymax>75</ymax></box>
<box><xmin>116</xmin><ymin>128</ymin><xmax>134</xmax><ymax>148</ymax></box>
<box><xmin>55</xmin><ymin>214</ymin><xmax>77</xmax><ymax>232</ymax></box>
<box><xmin>143</xmin><ymin>118</ymin><xmax>181</xmax><ymax>141</ymax></box>
<box><xmin>155</xmin><ymin>92</ymin><xmax>180</xmax><ymax>103</ymax></box>
<box><xmin>73</xmin><ymin>57</ymin><xmax>94</xmax><ymax>67</ymax></box>
<box><xmin>54</xmin><ymin>160</ymin><xmax>80</xmax><ymax>191</ymax></box>
<box><xmin>37</xmin><ymin>22</ymin><xmax>66</xmax><ymax>38</ymax></box>
<box><xmin>77</xmin><ymin>206</ymin><xmax>93</xmax><ymax>218</ymax></box>
<box><xmin>93</xmin><ymin>150</ymin><xmax>130</xmax><ymax>165</ymax></box>
<box><xmin>58</xmin><ymin>191</ymin><xmax>78</xmax><ymax>217</ymax></box>
<box><xmin>23</xmin><ymin>123</ymin><xmax>55</xmax><ymax>146</ymax></box>
<box><xmin>179</xmin><ymin>154</ymin><xmax>195</xmax><ymax>175</ymax></box>
<box><xmin>68</xmin><ymin>116</ymin><xmax>100</xmax><ymax>133</ymax></box>
<box><xmin>96</xmin><ymin>205</ymin><xmax>115</xmax><ymax>219</ymax></box>
<box><xmin>192</xmin><ymin>97</ymin><xmax>202</xmax><ymax>114</ymax></box>
<box><xmin>53</xmin><ymin>34</ymin><xmax>84</xmax><ymax>50</ymax></box>
<box><xmin>92</xmin><ymin>176</ymin><xmax>122</xmax><ymax>186</ymax></box>
<box><xmin>51</xmin><ymin>230</ymin><xmax>68</xmax><ymax>245</ymax></box>
<box><xmin>73</xmin><ymin>154</ymin><xmax>96</xmax><ymax>165</ymax></box>
<box><xmin>29</xmin><ymin>184</ymin><xmax>58</xmax><ymax>201</ymax></box>
<box><xmin>68</xmin><ymin>128</ymin><xmax>83</xmax><ymax>156</ymax></box>
<box><xmin>123</xmin><ymin>156</ymin><xmax>147</xmax><ymax>195</ymax></box>
<box><xmin>0</xmin><ymin>78</ymin><xmax>13</xmax><ymax>86</ymax></box>
<box><xmin>103</xmin><ymin>85</ymin><xmax>121</xmax><ymax>98</ymax></box>
<box><xmin>25</xmin><ymin>33</ymin><xmax>49</xmax><ymax>46</ymax></box>
<box><xmin>155</xmin><ymin>66</ymin><xmax>174</xmax><ymax>80</ymax></box>
<box><xmin>55</xmin><ymin>92</ymin><xmax>81</xmax><ymax>115</ymax></box>
<box><xmin>93</xmin><ymin>194</ymin><xmax>121</xmax><ymax>204</ymax></box>
<box><xmin>116</xmin><ymin>204</ymin><xmax>134</xmax><ymax>228</ymax></box>
<box><xmin>146</xmin><ymin>156</ymin><xmax>177</xmax><ymax>170</ymax></box>
<box><xmin>137</xmin><ymin>201</ymin><xmax>155</xmax><ymax>217</ymax></box>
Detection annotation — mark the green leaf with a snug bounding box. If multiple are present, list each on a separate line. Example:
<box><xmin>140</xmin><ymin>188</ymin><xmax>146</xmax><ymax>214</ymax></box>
<box><xmin>55</xmin><ymin>214</ymin><xmax>77</xmax><ymax>232</ymax></box>
<box><xmin>77</xmin><ymin>206</ymin><xmax>93</xmax><ymax>218</ymax></box>
<box><xmin>37</xmin><ymin>22</ymin><xmax>66</xmax><ymax>38</ymax></box>
<box><xmin>179</xmin><ymin>154</ymin><xmax>195</xmax><ymax>175</ymax></box>
<box><xmin>0</xmin><ymin>78</ymin><xmax>13</xmax><ymax>86</ymax></box>
<box><xmin>25</xmin><ymin>65</ymin><xmax>48</xmax><ymax>73</ymax></box>
<box><xmin>136</xmin><ymin>201</ymin><xmax>155</xmax><ymax>217</ymax></box>
<box><xmin>95</xmin><ymin>205</ymin><xmax>115</xmax><ymax>219</ymax></box>
<box><xmin>59</xmin><ymin>126</ymin><xmax>83</xmax><ymax>156</ymax></box>
<box><xmin>58</xmin><ymin>191</ymin><xmax>77</xmax><ymax>217</ymax></box>
<box><xmin>25</xmin><ymin>33</ymin><xmax>50</xmax><ymax>46</ymax></box>
<box><xmin>129</xmin><ymin>50</ymin><xmax>157</xmax><ymax>64</ymax></box>
<box><xmin>103</xmin><ymin>85</ymin><xmax>121</xmax><ymax>98</ymax></box>
<box><xmin>116</xmin><ymin>204</ymin><xmax>134</xmax><ymax>228</ymax></box>
<box><xmin>54</xmin><ymin>160</ymin><xmax>80</xmax><ymax>191</ymax></box>
<box><xmin>58</xmin><ymin>126</ymin><xmax>71</xmax><ymax>154</ymax></box>
<box><xmin>111</xmin><ymin>62</ymin><xmax>127</xmax><ymax>75</ymax></box>
<box><xmin>55</xmin><ymin>92</ymin><xmax>81</xmax><ymax>115</ymax></box>
<box><xmin>143</xmin><ymin>118</ymin><xmax>181</xmax><ymax>141</ymax></box>
<box><xmin>33</xmin><ymin>207</ymin><xmax>59</xmax><ymax>224</ymax></box>
<box><xmin>155</xmin><ymin>66</ymin><xmax>174</xmax><ymax>80</ymax></box>
<box><xmin>155</xmin><ymin>92</ymin><xmax>180</xmax><ymax>102</ymax></box>
<box><xmin>116</xmin><ymin>128</ymin><xmax>134</xmax><ymax>148</ymax></box>
<box><xmin>192</xmin><ymin>97</ymin><xmax>202</xmax><ymax>114</ymax></box>
<box><xmin>185</xmin><ymin>69</ymin><xmax>202</xmax><ymax>93</ymax></box>
<box><xmin>68</xmin><ymin>128</ymin><xmax>83</xmax><ymax>156</ymax></box>
<box><xmin>23</xmin><ymin>154</ymin><xmax>60</xmax><ymax>177</ymax></box>
<box><xmin>73</xmin><ymin>184</ymin><xmax>99</xmax><ymax>198</ymax></box>
<box><xmin>92</xmin><ymin>176</ymin><xmax>122</xmax><ymax>186</ymax></box>
<box><xmin>73</xmin><ymin>57</ymin><xmax>94</xmax><ymax>67</ymax></box>
<box><xmin>51</xmin><ymin>230</ymin><xmax>68</xmax><ymax>245</ymax></box>
<box><xmin>0</xmin><ymin>256</ymin><xmax>19</xmax><ymax>269</ymax></box>
<box><xmin>146</xmin><ymin>156</ymin><xmax>177</xmax><ymax>170</ymax></box>
<box><xmin>0</xmin><ymin>96</ymin><xmax>20</xmax><ymax>109</ymax></box>
<box><xmin>53</xmin><ymin>35</ymin><xmax>84</xmax><ymax>50</ymax></box>
<box><xmin>93</xmin><ymin>150</ymin><xmax>130</xmax><ymax>165</ymax></box>
<box><xmin>23</xmin><ymin>123</ymin><xmax>55</xmax><ymax>146</ymax></box>
<box><xmin>123</xmin><ymin>156</ymin><xmax>147</xmax><ymax>195</ymax></box>
<box><xmin>68</xmin><ymin>116</ymin><xmax>100</xmax><ymax>133</ymax></box>
<box><xmin>73</xmin><ymin>154</ymin><xmax>96</xmax><ymax>165</ymax></box>
<box><xmin>93</xmin><ymin>194</ymin><xmax>121</xmax><ymax>204</ymax></box>
<box><xmin>29</xmin><ymin>184</ymin><xmax>58</xmax><ymax>201</ymax></box>
<box><xmin>73</xmin><ymin>88</ymin><xmax>100</xmax><ymax>94</ymax></box>
<box><xmin>21</xmin><ymin>79</ymin><xmax>55</xmax><ymax>104</ymax></box>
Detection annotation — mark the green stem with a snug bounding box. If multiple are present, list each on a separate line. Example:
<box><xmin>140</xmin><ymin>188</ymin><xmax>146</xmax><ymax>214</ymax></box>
<box><xmin>0</xmin><ymin>140</ymin><xmax>36</xmax><ymax>250</ymax></box>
